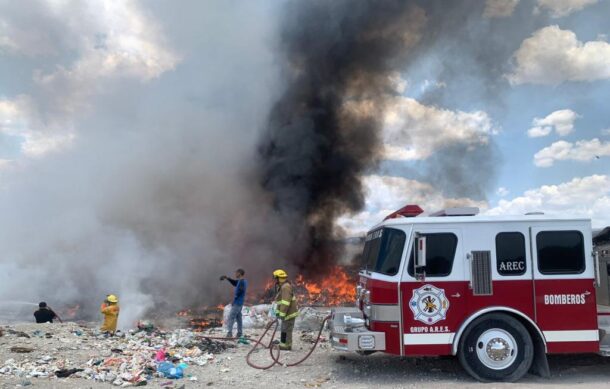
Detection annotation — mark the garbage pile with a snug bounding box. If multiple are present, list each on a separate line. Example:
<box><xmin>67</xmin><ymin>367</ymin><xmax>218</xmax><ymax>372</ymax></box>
<box><xmin>0</xmin><ymin>322</ymin><xmax>235</xmax><ymax>386</ymax></box>
<box><xmin>221</xmin><ymin>304</ymin><xmax>330</xmax><ymax>331</ymax></box>
<box><xmin>222</xmin><ymin>304</ymin><xmax>271</xmax><ymax>329</ymax></box>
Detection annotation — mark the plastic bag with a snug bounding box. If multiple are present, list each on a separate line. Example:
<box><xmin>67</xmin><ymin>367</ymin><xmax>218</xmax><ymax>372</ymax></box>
<box><xmin>157</xmin><ymin>362</ymin><xmax>185</xmax><ymax>379</ymax></box>
<box><xmin>268</xmin><ymin>302</ymin><xmax>278</xmax><ymax>319</ymax></box>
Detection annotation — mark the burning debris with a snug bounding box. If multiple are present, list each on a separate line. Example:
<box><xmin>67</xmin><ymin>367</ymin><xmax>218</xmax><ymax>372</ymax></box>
<box><xmin>294</xmin><ymin>266</ymin><xmax>357</xmax><ymax>306</ymax></box>
<box><xmin>257</xmin><ymin>266</ymin><xmax>358</xmax><ymax>307</ymax></box>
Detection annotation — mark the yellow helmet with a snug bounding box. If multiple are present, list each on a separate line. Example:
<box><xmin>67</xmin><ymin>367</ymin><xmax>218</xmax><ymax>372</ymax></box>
<box><xmin>107</xmin><ymin>294</ymin><xmax>118</xmax><ymax>303</ymax></box>
<box><xmin>273</xmin><ymin>269</ymin><xmax>288</xmax><ymax>278</ymax></box>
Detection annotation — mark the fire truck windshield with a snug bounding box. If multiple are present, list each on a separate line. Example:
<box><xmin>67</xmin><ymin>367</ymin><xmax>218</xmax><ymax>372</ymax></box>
<box><xmin>362</xmin><ymin>228</ymin><xmax>406</xmax><ymax>276</ymax></box>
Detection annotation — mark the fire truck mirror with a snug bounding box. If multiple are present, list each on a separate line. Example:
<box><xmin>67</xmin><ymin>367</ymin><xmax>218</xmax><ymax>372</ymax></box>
<box><xmin>415</xmin><ymin>236</ymin><xmax>427</xmax><ymax>268</ymax></box>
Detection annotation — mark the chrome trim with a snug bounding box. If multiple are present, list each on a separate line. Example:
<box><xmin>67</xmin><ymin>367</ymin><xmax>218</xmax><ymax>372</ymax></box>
<box><xmin>594</xmin><ymin>251</ymin><xmax>601</xmax><ymax>287</ymax></box>
<box><xmin>330</xmin><ymin>307</ymin><xmax>386</xmax><ymax>352</ymax></box>
<box><xmin>368</xmin><ymin>304</ymin><xmax>401</xmax><ymax>322</ymax></box>
<box><xmin>398</xmin><ymin>285</ymin><xmax>404</xmax><ymax>356</ymax></box>
<box><xmin>529</xmin><ymin>227</ymin><xmax>538</xmax><ymax>322</ymax></box>
<box><xmin>452</xmin><ymin>306</ymin><xmax>546</xmax><ymax>355</ymax></box>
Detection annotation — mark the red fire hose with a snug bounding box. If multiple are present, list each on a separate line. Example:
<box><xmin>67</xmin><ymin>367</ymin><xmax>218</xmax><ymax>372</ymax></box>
<box><xmin>246</xmin><ymin>315</ymin><xmax>331</xmax><ymax>369</ymax></box>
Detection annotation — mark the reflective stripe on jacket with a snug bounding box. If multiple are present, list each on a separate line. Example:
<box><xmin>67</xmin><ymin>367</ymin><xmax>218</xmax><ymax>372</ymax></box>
<box><xmin>275</xmin><ymin>282</ymin><xmax>298</xmax><ymax>320</ymax></box>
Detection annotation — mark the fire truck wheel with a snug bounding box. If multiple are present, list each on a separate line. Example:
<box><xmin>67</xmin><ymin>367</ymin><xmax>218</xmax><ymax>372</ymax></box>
<box><xmin>458</xmin><ymin>313</ymin><xmax>533</xmax><ymax>382</ymax></box>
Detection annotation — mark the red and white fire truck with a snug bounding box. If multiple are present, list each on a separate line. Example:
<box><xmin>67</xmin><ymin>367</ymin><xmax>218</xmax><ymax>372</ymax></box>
<box><xmin>330</xmin><ymin>205</ymin><xmax>610</xmax><ymax>382</ymax></box>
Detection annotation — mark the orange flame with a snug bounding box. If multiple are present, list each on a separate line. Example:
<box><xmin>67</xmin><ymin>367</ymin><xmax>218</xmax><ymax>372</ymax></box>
<box><xmin>294</xmin><ymin>266</ymin><xmax>356</xmax><ymax>306</ymax></box>
<box><xmin>62</xmin><ymin>304</ymin><xmax>81</xmax><ymax>319</ymax></box>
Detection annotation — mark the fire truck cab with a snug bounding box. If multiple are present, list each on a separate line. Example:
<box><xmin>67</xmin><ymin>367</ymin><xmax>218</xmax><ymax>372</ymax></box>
<box><xmin>329</xmin><ymin>205</ymin><xmax>610</xmax><ymax>382</ymax></box>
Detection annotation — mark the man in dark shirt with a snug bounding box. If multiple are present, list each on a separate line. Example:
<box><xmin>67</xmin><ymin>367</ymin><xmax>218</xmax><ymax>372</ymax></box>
<box><xmin>220</xmin><ymin>268</ymin><xmax>247</xmax><ymax>338</ymax></box>
<box><xmin>34</xmin><ymin>302</ymin><xmax>61</xmax><ymax>323</ymax></box>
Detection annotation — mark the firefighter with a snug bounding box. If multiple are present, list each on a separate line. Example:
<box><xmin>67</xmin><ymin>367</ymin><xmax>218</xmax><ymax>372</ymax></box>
<box><xmin>100</xmin><ymin>294</ymin><xmax>120</xmax><ymax>335</ymax></box>
<box><xmin>273</xmin><ymin>269</ymin><xmax>299</xmax><ymax>350</ymax></box>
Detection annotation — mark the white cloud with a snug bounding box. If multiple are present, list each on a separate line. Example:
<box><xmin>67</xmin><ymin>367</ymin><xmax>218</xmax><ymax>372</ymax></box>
<box><xmin>336</xmin><ymin>175</ymin><xmax>487</xmax><ymax>236</ymax></box>
<box><xmin>484</xmin><ymin>0</ymin><xmax>520</xmax><ymax>18</ymax></box>
<box><xmin>496</xmin><ymin>187</ymin><xmax>510</xmax><ymax>197</ymax></box>
<box><xmin>0</xmin><ymin>2</ymin><xmax>179</xmax><ymax>159</ymax></box>
<box><xmin>535</xmin><ymin>0</ymin><xmax>598</xmax><ymax>18</ymax></box>
<box><xmin>7</xmin><ymin>1</ymin><xmax>180</xmax><ymax>116</ymax></box>
<box><xmin>1</xmin><ymin>96</ymin><xmax>75</xmax><ymax>157</ymax></box>
<box><xmin>0</xmin><ymin>99</ymin><xmax>22</xmax><ymax>131</ymax></box>
<box><xmin>20</xmin><ymin>132</ymin><xmax>76</xmax><ymax>158</ymax></box>
<box><xmin>527</xmin><ymin>109</ymin><xmax>579</xmax><ymax>137</ymax></box>
<box><xmin>507</xmin><ymin>26</ymin><xmax>610</xmax><ymax>85</ymax></box>
<box><xmin>379</xmin><ymin>97</ymin><xmax>497</xmax><ymax>161</ymax></box>
<box><xmin>534</xmin><ymin>138</ymin><xmax>610</xmax><ymax>167</ymax></box>
<box><xmin>487</xmin><ymin>175</ymin><xmax>610</xmax><ymax>228</ymax></box>
<box><xmin>602</xmin><ymin>128</ymin><xmax>610</xmax><ymax>136</ymax></box>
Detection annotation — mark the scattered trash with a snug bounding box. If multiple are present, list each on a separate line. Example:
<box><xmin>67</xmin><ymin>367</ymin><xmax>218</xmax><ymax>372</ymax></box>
<box><xmin>55</xmin><ymin>368</ymin><xmax>84</xmax><ymax>378</ymax></box>
<box><xmin>0</xmin><ymin>322</ymin><xmax>234</xmax><ymax>385</ymax></box>
<box><xmin>137</xmin><ymin>320</ymin><xmax>155</xmax><ymax>333</ymax></box>
<box><xmin>10</xmin><ymin>346</ymin><xmax>34</xmax><ymax>353</ymax></box>
<box><xmin>199</xmin><ymin>338</ymin><xmax>235</xmax><ymax>353</ymax></box>
<box><xmin>8</xmin><ymin>330</ymin><xmax>31</xmax><ymax>338</ymax></box>
<box><xmin>155</xmin><ymin>349</ymin><xmax>167</xmax><ymax>362</ymax></box>
<box><xmin>237</xmin><ymin>336</ymin><xmax>250</xmax><ymax>345</ymax></box>
<box><xmin>157</xmin><ymin>361</ymin><xmax>187</xmax><ymax>379</ymax></box>
<box><xmin>222</xmin><ymin>304</ymin><xmax>271</xmax><ymax>329</ymax></box>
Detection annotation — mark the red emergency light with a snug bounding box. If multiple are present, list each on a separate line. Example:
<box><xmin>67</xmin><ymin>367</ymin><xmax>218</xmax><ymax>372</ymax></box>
<box><xmin>383</xmin><ymin>204</ymin><xmax>424</xmax><ymax>221</ymax></box>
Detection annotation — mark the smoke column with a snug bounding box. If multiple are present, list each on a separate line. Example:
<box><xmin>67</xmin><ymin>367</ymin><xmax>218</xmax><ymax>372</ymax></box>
<box><xmin>258</xmin><ymin>1</ymin><xmax>426</xmax><ymax>275</ymax></box>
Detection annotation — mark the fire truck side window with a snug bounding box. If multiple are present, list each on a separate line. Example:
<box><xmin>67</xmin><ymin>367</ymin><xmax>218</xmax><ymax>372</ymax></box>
<box><xmin>537</xmin><ymin>230</ymin><xmax>585</xmax><ymax>275</ymax></box>
<box><xmin>407</xmin><ymin>233</ymin><xmax>458</xmax><ymax>277</ymax></box>
<box><xmin>495</xmin><ymin>232</ymin><xmax>526</xmax><ymax>276</ymax></box>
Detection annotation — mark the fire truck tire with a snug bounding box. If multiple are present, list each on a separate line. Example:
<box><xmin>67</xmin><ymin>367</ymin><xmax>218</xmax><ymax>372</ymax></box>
<box><xmin>458</xmin><ymin>313</ymin><xmax>533</xmax><ymax>382</ymax></box>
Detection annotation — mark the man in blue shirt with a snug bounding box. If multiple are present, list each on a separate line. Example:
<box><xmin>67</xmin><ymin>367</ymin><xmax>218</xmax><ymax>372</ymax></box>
<box><xmin>220</xmin><ymin>268</ymin><xmax>247</xmax><ymax>338</ymax></box>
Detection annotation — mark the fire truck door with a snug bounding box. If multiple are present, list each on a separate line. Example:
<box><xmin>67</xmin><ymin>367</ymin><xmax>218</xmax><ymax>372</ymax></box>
<box><xmin>400</xmin><ymin>229</ymin><xmax>467</xmax><ymax>356</ymax></box>
<box><xmin>530</xmin><ymin>227</ymin><xmax>599</xmax><ymax>353</ymax></box>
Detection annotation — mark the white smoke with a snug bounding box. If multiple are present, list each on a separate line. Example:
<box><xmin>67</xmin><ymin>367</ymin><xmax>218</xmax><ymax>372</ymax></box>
<box><xmin>0</xmin><ymin>1</ymin><xmax>286</xmax><ymax>327</ymax></box>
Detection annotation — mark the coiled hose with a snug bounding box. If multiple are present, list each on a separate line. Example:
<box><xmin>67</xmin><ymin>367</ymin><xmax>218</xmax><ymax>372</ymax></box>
<box><xmin>246</xmin><ymin>315</ymin><xmax>331</xmax><ymax>369</ymax></box>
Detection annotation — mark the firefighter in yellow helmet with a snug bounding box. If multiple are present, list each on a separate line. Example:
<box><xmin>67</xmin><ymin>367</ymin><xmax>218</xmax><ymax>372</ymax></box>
<box><xmin>100</xmin><ymin>294</ymin><xmax>120</xmax><ymax>335</ymax></box>
<box><xmin>273</xmin><ymin>269</ymin><xmax>298</xmax><ymax>350</ymax></box>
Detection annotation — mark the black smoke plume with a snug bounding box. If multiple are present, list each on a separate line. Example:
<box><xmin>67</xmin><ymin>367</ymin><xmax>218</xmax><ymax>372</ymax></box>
<box><xmin>258</xmin><ymin>1</ymin><xmax>426</xmax><ymax>275</ymax></box>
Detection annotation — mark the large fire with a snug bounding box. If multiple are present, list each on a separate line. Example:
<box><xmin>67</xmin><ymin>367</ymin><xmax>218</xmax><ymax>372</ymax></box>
<box><xmin>294</xmin><ymin>266</ymin><xmax>356</xmax><ymax>306</ymax></box>
<box><xmin>176</xmin><ymin>266</ymin><xmax>357</xmax><ymax>331</ymax></box>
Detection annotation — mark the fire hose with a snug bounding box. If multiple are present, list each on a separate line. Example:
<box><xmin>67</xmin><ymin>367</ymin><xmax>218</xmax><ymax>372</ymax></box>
<box><xmin>246</xmin><ymin>315</ymin><xmax>331</xmax><ymax>369</ymax></box>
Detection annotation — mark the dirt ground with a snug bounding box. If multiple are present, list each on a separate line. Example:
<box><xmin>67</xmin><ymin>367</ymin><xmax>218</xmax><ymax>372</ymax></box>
<box><xmin>2</xmin><ymin>322</ymin><xmax>610</xmax><ymax>388</ymax></box>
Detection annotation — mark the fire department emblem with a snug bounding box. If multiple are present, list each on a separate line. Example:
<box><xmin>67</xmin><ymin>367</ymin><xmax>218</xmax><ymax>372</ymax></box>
<box><xmin>409</xmin><ymin>284</ymin><xmax>450</xmax><ymax>325</ymax></box>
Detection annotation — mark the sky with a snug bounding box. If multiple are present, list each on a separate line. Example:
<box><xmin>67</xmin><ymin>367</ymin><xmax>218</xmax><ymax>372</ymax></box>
<box><xmin>339</xmin><ymin>0</ymin><xmax>610</xmax><ymax>234</ymax></box>
<box><xmin>0</xmin><ymin>0</ymin><xmax>609</xmax><ymax>317</ymax></box>
<box><xmin>1</xmin><ymin>0</ymin><xmax>609</xmax><ymax>238</ymax></box>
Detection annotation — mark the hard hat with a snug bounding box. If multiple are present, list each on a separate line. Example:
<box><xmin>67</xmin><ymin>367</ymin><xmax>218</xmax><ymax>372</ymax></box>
<box><xmin>107</xmin><ymin>294</ymin><xmax>118</xmax><ymax>303</ymax></box>
<box><xmin>273</xmin><ymin>269</ymin><xmax>288</xmax><ymax>278</ymax></box>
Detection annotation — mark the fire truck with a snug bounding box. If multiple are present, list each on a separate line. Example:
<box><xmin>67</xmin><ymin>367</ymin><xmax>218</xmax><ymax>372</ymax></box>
<box><xmin>329</xmin><ymin>205</ymin><xmax>610</xmax><ymax>382</ymax></box>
